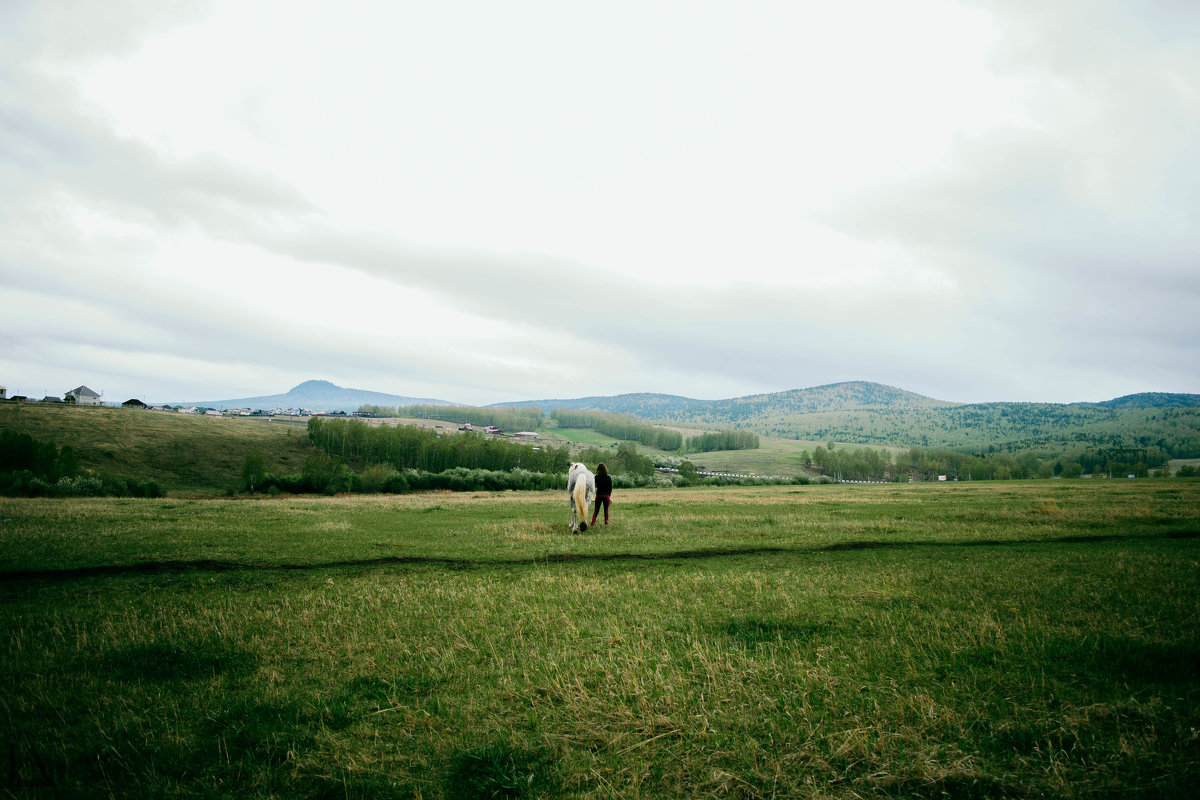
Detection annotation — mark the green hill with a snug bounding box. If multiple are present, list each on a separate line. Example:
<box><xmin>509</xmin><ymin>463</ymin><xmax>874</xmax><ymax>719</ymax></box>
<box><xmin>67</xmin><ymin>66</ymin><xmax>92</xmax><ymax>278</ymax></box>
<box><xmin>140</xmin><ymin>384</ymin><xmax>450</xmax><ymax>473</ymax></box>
<box><xmin>1093</xmin><ymin>392</ymin><xmax>1200</xmax><ymax>409</ymax></box>
<box><xmin>503</xmin><ymin>381</ymin><xmax>1200</xmax><ymax>457</ymax></box>
<box><xmin>738</xmin><ymin>402</ymin><xmax>1200</xmax><ymax>457</ymax></box>
<box><xmin>6</xmin><ymin>381</ymin><xmax>1199</xmax><ymax>494</ymax></box>
<box><xmin>0</xmin><ymin>402</ymin><xmax>311</xmax><ymax>495</ymax></box>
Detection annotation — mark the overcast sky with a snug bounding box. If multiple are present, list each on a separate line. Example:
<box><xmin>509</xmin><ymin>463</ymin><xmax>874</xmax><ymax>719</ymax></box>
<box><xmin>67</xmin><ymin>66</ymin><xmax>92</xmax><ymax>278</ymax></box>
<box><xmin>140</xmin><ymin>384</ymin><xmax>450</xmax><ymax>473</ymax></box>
<box><xmin>2</xmin><ymin>1</ymin><xmax>1198</xmax><ymax>406</ymax></box>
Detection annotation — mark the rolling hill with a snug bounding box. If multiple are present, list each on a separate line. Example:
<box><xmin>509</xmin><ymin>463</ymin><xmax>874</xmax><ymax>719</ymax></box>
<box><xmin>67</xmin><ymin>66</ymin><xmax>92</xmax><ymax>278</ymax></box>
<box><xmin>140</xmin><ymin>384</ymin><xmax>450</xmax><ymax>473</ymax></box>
<box><xmin>180</xmin><ymin>379</ymin><xmax>1200</xmax><ymax>458</ymax></box>
<box><xmin>500</xmin><ymin>381</ymin><xmax>1200</xmax><ymax>457</ymax></box>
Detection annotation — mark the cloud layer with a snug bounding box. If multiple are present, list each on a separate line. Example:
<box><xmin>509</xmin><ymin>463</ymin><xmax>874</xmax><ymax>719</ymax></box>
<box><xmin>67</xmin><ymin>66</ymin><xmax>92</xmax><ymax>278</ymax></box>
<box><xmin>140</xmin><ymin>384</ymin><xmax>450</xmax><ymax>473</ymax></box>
<box><xmin>2</xmin><ymin>0</ymin><xmax>1197</xmax><ymax>405</ymax></box>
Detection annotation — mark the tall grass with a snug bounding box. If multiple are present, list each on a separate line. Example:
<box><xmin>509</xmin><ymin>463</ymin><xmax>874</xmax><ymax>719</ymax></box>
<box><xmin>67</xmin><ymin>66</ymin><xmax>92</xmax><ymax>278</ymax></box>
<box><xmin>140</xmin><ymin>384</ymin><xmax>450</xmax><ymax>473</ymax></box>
<box><xmin>1</xmin><ymin>481</ymin><xmax>1197</xmax><ymax>798</ymax></box>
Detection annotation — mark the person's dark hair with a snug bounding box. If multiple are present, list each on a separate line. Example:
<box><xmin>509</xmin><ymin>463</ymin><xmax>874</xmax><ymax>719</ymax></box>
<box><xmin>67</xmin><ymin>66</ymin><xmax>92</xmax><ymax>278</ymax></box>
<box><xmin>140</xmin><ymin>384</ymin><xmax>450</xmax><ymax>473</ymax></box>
<box><xmin>596</xmin><ymin>462</ymin><xmax>608</xmax><ymax>476</ymax></box>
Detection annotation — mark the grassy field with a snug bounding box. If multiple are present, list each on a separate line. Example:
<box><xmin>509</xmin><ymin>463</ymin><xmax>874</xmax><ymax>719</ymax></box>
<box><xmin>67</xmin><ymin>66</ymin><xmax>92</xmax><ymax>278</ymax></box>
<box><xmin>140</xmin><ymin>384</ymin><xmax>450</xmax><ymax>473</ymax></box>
<box><xmin>0</xmin><ymin>402</ymin><xmax>311</xmax><ymax>495</ymax></box>
<box><xmin>539</xmin><ymin>423</ymin><xmax>837</xmax><ymax>478</ymax></box>
<box><xmin>2</xmin><ymin>481</ymin><xmax>1197</xmax><ymax>798</ymax></box>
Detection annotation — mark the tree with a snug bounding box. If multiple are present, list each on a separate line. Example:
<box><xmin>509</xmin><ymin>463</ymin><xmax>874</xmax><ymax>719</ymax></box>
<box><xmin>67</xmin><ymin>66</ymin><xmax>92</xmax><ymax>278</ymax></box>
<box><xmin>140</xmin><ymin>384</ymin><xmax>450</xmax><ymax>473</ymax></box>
<box><xmin>241</xmin><ymin>451</ymin><xmax>267</xmax><ymax>493</ymax></box>
<box><xmin>613</xmin><ymin>441</ymin><xmax>655</xmax><ymax>477</ymax></box>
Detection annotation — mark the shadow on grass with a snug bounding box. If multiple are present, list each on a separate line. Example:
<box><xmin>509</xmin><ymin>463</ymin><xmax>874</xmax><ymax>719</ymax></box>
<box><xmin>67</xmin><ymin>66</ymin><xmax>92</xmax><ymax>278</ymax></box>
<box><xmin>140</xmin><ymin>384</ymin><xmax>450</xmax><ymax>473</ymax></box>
<box><xmin>4</xmin><ymin>530</ymin><xmax>1197</xmax><ymax>584</ymax></box>
<box><xmin>719</xmin><ymin>616</ymin><xmax>841</xmax><ymax>646</ymax></box>
<box><xmin>445</xmin><ymin>740</ymin><xmax>559</xmax><ymax>800</ymax></box>
<box><xmin>97</xmin><ymin>635</ymin><xmax>258</xmax><ymax>683</ymax></box>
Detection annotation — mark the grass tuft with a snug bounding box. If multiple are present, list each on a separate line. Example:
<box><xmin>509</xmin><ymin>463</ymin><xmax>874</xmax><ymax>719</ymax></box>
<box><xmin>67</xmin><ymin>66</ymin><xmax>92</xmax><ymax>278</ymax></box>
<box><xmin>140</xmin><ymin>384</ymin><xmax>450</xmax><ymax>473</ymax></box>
<box><xmin>445</xmin><ymin>741</ymin><xmax>556</xmax><ymax>799</ymax></box>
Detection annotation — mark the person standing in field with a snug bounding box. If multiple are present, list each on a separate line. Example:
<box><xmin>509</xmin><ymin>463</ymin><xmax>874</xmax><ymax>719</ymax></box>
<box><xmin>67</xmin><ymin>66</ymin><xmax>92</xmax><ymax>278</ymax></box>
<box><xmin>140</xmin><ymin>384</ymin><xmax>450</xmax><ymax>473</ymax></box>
<box><xmin>590</xmin><ymin>462</ymin><xmax>613</xmax><ymax>526</ymax></box>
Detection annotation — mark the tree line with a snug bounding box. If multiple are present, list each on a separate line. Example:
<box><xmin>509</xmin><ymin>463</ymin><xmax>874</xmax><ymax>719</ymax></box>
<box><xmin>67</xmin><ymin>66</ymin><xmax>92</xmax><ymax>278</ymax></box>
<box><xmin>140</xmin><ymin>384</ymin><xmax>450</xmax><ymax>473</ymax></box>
<box><xmin>802</xmin><ymin>443</ymin><xmax>1180</xmax><ymax>482</ymax></box>
<box><xmin>236</xmin><ymin>418</ymin><xmax>577</xmax><ymax>495</ymax></box>
<box><xmin>685</xmin><ymin>430</ymin><xmax>760</xmax><ymax>453</ymax></box>
<box><xmin>551</xmin><ymin>409</ymin><xmax>684</xmax><ymax>451</ymax></box>
<box><xmin>307</xmin><ymin>417</ymin><xmax>569</xmax><ymax>473</ymax></box>
<box><xmin>357</xmin><ymin>404</ymin><xmax>545</xmax><ymax>432</ymax></box>
<box><xmin>243</xmin><ymin>418</ymin><xmax>781</xmax><ymax>495</ymax></box>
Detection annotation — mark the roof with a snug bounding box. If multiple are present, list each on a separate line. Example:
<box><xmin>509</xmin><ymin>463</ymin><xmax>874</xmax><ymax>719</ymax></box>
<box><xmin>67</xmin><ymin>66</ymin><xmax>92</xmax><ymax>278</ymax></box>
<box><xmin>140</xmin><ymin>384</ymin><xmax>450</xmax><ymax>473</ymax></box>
<box><xmin>67</xmin><ymin>385</ymin><xmax>101</xmax><ymax>397</ymax></box>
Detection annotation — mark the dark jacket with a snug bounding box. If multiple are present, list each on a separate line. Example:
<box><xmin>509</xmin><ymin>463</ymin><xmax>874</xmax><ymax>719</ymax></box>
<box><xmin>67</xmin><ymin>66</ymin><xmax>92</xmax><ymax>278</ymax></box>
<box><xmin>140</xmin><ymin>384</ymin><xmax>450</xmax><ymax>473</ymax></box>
<box><xmin>595</xmin><ymin>472</ymin><xmax>613</xmax><ymax>496</ymax></box>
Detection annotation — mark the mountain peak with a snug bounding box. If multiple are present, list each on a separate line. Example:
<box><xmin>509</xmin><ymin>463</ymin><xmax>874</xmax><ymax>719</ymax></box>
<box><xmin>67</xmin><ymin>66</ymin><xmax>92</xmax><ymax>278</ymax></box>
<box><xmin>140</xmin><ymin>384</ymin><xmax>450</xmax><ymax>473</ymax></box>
<box><xmin>182</xmin><ymin>380</ymin><xmax>455</xmax><ymax>412</ymax></box>
<box><xmin>290</xmin><ymin>379</ymin><xmax>341</xmax><ymax>393</ymax></box>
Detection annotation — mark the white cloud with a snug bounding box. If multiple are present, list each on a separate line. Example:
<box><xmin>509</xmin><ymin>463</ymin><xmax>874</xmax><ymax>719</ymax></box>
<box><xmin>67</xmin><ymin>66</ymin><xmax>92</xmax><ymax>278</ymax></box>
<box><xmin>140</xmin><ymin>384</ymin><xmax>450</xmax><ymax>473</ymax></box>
<box><xmin>1</xmin><ymin>0</ymin><xmax>1197</xmax><ymax>406</ymax></box>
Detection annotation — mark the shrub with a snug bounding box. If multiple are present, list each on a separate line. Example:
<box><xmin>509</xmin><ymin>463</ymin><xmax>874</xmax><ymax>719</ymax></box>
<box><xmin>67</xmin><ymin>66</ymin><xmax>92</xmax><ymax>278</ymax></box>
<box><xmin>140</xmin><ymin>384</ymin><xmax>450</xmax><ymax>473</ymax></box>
<box><xmin>355</xmin><ymin>463</ymin><xmax>393</xmax><ymax>493</ymax></box>
<box><xmin>381</xmin><ymin>472</ymin><xmax>411</xmax><ymax>494</ymax></box>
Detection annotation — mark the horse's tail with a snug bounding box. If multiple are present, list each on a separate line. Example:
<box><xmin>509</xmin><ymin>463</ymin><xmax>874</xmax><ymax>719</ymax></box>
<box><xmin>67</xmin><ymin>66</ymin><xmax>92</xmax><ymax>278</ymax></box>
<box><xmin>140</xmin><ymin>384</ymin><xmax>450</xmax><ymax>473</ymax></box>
<box><xmin>573</xmin><ymin>477</ymin><xmax>589</xmax><ymax>531</ymax></box>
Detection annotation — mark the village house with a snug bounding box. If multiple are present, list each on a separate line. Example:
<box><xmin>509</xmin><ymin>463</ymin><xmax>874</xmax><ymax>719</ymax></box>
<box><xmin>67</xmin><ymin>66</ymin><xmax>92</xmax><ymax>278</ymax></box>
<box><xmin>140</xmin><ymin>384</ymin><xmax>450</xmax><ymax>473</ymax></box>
<box><xmin>65</xmin><ymin>386</ymin><xmax>102</xmax><ymax>405</ymax></box>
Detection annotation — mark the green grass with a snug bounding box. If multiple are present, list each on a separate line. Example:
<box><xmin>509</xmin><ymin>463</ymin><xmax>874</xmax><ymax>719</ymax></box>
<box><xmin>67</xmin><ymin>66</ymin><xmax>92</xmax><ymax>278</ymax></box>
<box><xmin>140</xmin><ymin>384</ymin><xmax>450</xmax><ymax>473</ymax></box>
<box><xmin>0</xmin><ymin>402</ymin><xmax>310</xmax><ymax>495</ymax></box>
<box><xmin>2</xmin><ymin>482</ymin><xmax>1198</xmax><ymax>798</ymax></box>
<box><xmin>683</xmin><ymin>437</ymin><xmax>867</xmax><ymax>477</ymax></box>
<box><xmin>540</xmin><ymin>423</ymin><xmax>842</xmax><ymax>477</ymax></box>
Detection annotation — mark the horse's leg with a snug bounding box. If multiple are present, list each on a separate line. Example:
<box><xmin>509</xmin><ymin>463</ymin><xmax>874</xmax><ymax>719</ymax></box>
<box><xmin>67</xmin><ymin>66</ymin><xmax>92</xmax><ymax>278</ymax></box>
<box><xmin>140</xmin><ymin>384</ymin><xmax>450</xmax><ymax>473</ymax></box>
<box><xmin>574</xmin><ymin>483</ymin><xmax>588</xmax><ymax>532</ymax></box>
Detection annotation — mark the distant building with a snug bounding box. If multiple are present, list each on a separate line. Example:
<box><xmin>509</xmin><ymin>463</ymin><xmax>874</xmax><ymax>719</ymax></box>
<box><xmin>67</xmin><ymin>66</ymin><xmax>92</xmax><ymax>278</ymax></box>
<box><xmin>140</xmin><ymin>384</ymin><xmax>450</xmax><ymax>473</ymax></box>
<box><xmin>41</xmin><ymin>395</ymin><xmax>64</xmax><ymax>403</ymax></box>
<box><xmin>513</xmin><ymin>431</ymin><xmax>542</xmax><ymax>439</ymax></box>
<box><xmin>65</xmin><ymin>386</ymin><xmax>102</xmax><ymax>405</ymax></box>
<box><xmin>122</xmin><ymin>398</ymin><xmax>148</xmax><ymax>409</ymax></box>
<box><xmin>0</xmin><ymin>386</ymin><xmax>6</xmax><ymax>400</ymax></box>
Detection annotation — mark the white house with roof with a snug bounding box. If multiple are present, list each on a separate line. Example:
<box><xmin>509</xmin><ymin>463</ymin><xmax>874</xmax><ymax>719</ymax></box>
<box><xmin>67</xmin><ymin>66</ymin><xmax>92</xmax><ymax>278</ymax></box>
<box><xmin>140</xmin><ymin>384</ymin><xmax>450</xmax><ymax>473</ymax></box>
<box><xmin>65</xmin><ymin>386</ymin><xmax>102</xmax><ymax>405</ymax></box>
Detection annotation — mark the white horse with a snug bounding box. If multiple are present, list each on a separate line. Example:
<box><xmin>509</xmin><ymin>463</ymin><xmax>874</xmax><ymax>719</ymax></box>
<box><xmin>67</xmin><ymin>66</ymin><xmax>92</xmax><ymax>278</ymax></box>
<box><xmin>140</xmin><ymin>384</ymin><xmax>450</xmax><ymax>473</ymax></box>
<box><xmin>567</xmin><ymin>462</ymin><xmax>596</xmax><ymax>532</ymax></box>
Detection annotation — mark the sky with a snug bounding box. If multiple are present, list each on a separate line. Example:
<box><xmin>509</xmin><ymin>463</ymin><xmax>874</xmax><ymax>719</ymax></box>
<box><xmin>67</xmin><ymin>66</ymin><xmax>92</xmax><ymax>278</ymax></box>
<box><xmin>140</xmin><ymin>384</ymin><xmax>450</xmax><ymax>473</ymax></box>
<box><xmin>2</xmin><ymin>0</ymin><xmax>1198</xmax><ymax>407</ymax></box>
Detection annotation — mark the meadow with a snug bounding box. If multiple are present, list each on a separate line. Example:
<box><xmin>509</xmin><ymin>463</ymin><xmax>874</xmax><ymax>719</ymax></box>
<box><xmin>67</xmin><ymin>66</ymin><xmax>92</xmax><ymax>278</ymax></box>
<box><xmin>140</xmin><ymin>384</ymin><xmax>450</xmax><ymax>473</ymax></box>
<box><xmin>2</xmin><ymin>481</ymin><xmax>1198</xmax><ymax>798</ymax></box>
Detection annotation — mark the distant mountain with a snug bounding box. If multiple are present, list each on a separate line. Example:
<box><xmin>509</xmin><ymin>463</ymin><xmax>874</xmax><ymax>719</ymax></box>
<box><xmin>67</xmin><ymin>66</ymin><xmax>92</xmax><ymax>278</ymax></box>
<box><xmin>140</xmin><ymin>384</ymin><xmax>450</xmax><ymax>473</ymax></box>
<box><xmin>1088</xmin><ymin>392</ymin><xmax>1200</xmax><ymax>410</ymax></box>
<box><xmin>493</xmin><ymin>392</ymin><xmax>714</xmax><ymax>417</ymax></box>
<box><xmin>496</xmin><ymin>381</ymin><xmax>955</xmax><ymax>418</ymax></box>
<box><xmin>709</xmin><ymin>381</ymin><xmax>957</xmax><ymax>417</ymax></box>
<box><xmin>182</xmin><ymin>380</ymin><xmax>457</xmax><ymax>413</ymax></box>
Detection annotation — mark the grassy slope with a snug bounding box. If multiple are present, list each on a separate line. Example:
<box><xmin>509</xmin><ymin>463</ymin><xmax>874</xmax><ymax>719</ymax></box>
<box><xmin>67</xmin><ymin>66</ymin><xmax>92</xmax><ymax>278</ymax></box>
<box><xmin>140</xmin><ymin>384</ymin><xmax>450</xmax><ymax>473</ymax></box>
<box><xmin>0</xmin><ymin>402</ymin><xmax>310</xmax><ymax>495</ymax></box>
<box><xmin>1</xmin><ymin>482</ymin><xmax>1197</xmax><ymax>798</ymax></box>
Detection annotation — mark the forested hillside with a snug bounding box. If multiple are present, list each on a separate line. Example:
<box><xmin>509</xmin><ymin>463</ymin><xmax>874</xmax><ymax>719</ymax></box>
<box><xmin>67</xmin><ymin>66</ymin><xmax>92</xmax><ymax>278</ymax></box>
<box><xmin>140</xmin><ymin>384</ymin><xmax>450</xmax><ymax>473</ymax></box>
<box><xmin>495</xmin><ymin>392</ymin><xmax>712</xmax><ymax>418</ymax></box>
<box><xmin>730</xmin><ymin>403</ymin><xmax>1200</xmax><ymax>458</ymax></box>
<box><xmin>505</xmin><ymin>382</ymin><xmax>1200</xmax><ymax>459</ymax></box>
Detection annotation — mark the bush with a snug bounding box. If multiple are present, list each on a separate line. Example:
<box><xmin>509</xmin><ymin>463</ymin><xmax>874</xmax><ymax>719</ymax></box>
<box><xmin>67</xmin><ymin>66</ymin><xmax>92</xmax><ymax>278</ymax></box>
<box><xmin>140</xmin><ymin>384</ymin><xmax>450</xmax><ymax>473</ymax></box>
<box><xmin>56</xmin><ymin>475</ymin><xmax>105</xmax><ymax>497</ymax></box>
<box><xmin>0</xmin><ymin>472</ymin><xmax>165</xmax><ymax>498</ymax></box>
<box><xmin>355</xmin><ymin>463</ymin><xmax>393</xmax><ymax>493</ymax></box>
<box><xmin>381</xmin><ymin>472</ymin><xmax>411</xmax><ymax>494</ymax></box>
